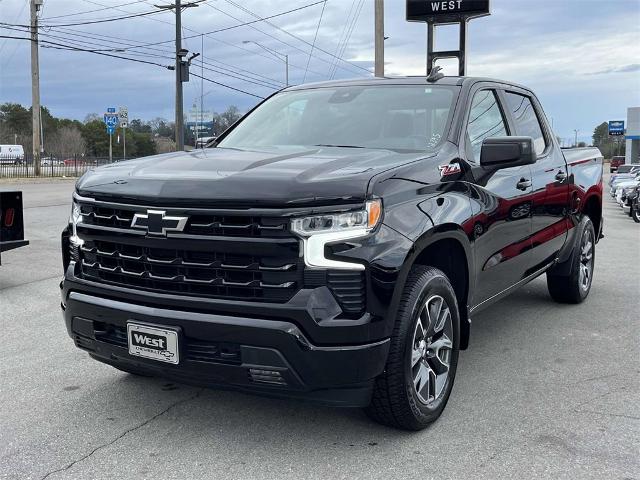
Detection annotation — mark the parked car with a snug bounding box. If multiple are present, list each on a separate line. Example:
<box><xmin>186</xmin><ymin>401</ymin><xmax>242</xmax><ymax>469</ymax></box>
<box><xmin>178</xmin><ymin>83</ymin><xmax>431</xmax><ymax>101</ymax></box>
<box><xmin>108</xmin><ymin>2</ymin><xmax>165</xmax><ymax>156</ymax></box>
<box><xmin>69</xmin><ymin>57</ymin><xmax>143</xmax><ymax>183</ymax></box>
<box><xmin>63</xmin><ymin>158</ymin><xmax>93</xmax><ymax>166</ymax></box>
<box><xmin>195</xmin><ymin>136</ymin><xmax>216</xmax><ymax>148</ymax></box>
<box><xmin>41</xmin><ymin>156</ymin><xmax>64</xmax><ymax>166</ymax></box>
<box><xmin>61</xmin><ymin>76</ymin><xmax>604</xmax><ymax>430</ymax></box>
<box><xmin>609</xmin><ymin>164</ymin><xmax>640</xmax><ymax>186</ymax></box>
<box><xmin>609</xmin><ymin>156</ymin><xmax>626</xmax><ymax>173</ymax></box>
<box><xmin>615</xmin><ymin>178</ymin><xmax>640</xmax><ymax>212</ymax></box>
<box><xmin>610</xmin><ymin>172</ymin><xmax>640</xmax><ymax>197</ymax></box>
<box><xmin>629</xmin><ymin>186</ymin><xmax>640</xmax><ymax>223</ymax></box>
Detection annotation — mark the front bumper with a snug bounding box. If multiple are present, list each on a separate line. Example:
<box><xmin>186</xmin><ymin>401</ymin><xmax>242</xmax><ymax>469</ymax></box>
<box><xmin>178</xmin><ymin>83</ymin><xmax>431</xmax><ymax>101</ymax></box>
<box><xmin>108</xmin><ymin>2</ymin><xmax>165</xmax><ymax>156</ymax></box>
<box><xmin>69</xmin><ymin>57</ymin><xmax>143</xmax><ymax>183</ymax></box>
<box><xmin>61</xmin><ymin>287</ymin><xmax>390</xmax><ymax>407</ymax></box>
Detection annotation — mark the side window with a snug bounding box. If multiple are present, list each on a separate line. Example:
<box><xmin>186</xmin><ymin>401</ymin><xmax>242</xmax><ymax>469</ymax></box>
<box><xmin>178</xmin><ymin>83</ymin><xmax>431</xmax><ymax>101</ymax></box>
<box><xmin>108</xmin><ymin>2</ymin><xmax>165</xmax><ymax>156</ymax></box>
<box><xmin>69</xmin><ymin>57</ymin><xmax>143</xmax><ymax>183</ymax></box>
<box><xmin>466</xmin><ymin>90</ymin><xmax>508</xmax><ymax>163</ymax></box>
<box><xmin>504</xmin><ymin>92</ymin><xmax>547</xmax><ymax>155</ymax></box>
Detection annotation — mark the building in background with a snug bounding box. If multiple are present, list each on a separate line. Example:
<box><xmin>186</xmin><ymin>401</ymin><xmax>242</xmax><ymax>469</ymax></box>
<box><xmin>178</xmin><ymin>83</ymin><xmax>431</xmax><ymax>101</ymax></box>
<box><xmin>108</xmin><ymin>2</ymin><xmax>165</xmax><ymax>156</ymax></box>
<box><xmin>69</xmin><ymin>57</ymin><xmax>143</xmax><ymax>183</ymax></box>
<box><xmin>626</xmin><ymin>107</ymin><xmax>640</xmax><ymax>164</ymax></box>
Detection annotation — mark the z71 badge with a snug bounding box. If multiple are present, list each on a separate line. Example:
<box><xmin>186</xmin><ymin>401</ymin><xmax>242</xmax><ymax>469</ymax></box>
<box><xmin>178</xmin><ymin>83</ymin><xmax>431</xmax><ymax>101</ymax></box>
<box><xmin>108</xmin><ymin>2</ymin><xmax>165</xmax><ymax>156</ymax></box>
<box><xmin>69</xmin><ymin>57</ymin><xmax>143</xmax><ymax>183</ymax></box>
<box><xmin>438</xmin><ymin>163</ymin><xmax>462</xmax><ymax>177</ymax></box>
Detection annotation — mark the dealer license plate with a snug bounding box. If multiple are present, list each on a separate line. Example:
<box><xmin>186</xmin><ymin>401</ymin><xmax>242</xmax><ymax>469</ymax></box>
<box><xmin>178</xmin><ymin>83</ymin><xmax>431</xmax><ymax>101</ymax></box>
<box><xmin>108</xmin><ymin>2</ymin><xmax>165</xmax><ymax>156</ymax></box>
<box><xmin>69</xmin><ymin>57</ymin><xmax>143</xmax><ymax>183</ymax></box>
<box><xmin>127</xmin><ymin>323</ymin><xmax>179</xmax><ymax>364</ymax></box>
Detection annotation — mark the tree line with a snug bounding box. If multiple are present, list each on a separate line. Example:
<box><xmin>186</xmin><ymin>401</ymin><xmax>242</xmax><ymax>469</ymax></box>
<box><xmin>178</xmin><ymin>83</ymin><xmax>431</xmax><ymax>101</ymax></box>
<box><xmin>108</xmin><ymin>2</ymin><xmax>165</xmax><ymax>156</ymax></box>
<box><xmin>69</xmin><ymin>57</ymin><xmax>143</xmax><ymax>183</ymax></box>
<box><xmin>591</xmin><ymin>122</ymin><xmax>627</xmax><ymax>159</ymax></box>
<box><xmin>0</xmin><ymin>103</ymin><xmax>243</xmax><ymax>159</ymax></box>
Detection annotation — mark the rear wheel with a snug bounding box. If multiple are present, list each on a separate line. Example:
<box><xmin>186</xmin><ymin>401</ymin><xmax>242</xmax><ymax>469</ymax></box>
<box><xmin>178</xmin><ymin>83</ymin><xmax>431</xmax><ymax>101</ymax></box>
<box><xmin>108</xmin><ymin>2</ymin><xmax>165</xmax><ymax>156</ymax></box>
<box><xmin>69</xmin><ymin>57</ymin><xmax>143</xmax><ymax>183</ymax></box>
<box><xmin>365</xmin><ymin>266</ymin><xmax>460</xmax><ymax>430</ymax></box>
<box><xmin>633</xmin><ymin>204</ymin><xmax>640</xmax><ymax>223</ymax></box>
<box><xmin>547</xmin><ymin>217</ymin><xmax>595</xmax><ymax>304</ymax></box>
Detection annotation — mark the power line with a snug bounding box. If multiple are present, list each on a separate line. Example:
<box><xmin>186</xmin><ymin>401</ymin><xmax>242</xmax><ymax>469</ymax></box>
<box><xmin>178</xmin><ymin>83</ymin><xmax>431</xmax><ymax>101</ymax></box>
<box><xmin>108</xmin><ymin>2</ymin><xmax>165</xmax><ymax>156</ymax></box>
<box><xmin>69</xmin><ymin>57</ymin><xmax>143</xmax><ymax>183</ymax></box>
<box><xmin>41</xmin><ymin>0</ymin><xmax>151</xmax><ymax>20</ymax></box>
<box><xmin>43</xmin><ymin>25</ymin><xmax>286</xmax><ymax>87</ymax></box>
<box><xmin>1</xmin><ymin>33</ymin><xmax>266</xmax><ymax>99</ymax></box>
<box><xmin>327</xmin><ymin>0</ymin><xmax>357</xmax><ymax>77</ymax></box>
<box><xmin>223</xmin><ymin>0</ymin><xmax>371</xmax><ymax>76</ymax></box>
<box><xmin>204</xmin><ymin>2</ymin><xmax>335</xmax><ymax>78</ymax></box>
<box><xmin>202</xmin><ymin>0</ymin><xmax>326</xmax><ymax>35</ymax></box>
<box><xmin>303</xmin><ymin>0</ymin><xmax>327</xmax><ymax>83</ymax></box>
<box><xmin>1</xmin><ymin>8</ymin><xmax>166</xmax><ymax>28</ymax></box>
<box><xmin>191</xmin><ymin>72</ymin><xmax>265</xmax><ymax>99</ymax></box>
<box><xmin>330</xmin><ymin>0</ymin><xmax>365</xmax><ymax>79</ymax></box>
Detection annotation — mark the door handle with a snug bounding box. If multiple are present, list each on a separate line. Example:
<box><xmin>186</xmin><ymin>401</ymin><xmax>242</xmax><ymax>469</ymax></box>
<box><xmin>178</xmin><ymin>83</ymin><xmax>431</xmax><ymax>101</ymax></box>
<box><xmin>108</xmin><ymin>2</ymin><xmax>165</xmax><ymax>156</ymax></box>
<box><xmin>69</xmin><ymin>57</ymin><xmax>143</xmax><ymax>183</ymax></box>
<box><xmin>555</xmin><ymin>171</ymin><xmax>567</xmax><ymax>182</ymax></box>
<box><xmin>516</xmin><ymin>178</ymin><xmax>532</xmax><ymax>191</ymax></box>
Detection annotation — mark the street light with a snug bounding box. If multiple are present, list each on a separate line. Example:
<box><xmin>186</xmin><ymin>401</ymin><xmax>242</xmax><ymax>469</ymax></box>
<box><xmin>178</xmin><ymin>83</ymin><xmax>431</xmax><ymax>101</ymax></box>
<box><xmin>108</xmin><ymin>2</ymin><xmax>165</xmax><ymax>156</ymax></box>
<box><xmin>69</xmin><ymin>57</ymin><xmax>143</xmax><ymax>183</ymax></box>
<box><xmin>242</xmin><ymin>40</ymin><xmax>289</xmax><ymax>87</ymax></box>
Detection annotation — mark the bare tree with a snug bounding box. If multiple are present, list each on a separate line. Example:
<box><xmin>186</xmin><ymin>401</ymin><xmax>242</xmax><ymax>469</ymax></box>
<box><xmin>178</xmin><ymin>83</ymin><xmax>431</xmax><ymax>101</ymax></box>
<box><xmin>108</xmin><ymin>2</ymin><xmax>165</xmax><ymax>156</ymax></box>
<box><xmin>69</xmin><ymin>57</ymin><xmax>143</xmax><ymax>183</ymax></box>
<box><xmin>47</xmin><ymin>126</ymin><xmax>86</xmax><ymax>156</ymax></box>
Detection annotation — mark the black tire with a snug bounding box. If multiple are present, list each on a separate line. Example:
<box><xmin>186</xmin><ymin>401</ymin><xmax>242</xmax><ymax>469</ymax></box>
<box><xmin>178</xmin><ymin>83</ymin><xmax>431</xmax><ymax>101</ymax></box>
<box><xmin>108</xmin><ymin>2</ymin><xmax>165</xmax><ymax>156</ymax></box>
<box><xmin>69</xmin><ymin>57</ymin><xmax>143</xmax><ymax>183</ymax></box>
<box><xmin>633</xmin><ymin>205</ymin><xmax>640</xmax><ymax>223</ymax></box>
<box><xmin>547</xmin><ymin>217</ymin><xmax>595</xmax><ymax>304</ymax></box>
<box><xmin>365</xmin><ymin>266</ymin><xmax>460</xmax><ymax>430</ymax></box>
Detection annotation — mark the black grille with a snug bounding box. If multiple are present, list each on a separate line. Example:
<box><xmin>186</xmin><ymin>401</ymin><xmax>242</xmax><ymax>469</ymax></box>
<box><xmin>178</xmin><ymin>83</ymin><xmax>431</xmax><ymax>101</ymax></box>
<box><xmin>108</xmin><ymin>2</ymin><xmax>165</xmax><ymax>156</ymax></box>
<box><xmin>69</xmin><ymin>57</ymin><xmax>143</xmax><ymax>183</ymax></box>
<box><xmin>93</xmin><ymin>322</ymin><xmax>242</xmax><ymax>365</ymax></box>
<box><xmin>79</xmin><ymin>204</ymin><xmax>290</xmax><ymax>237</ymax></box>
<box><xmin>75</xmin><ymin>199</ymin><xmax>301</xmax><ymax>303</ymax></box>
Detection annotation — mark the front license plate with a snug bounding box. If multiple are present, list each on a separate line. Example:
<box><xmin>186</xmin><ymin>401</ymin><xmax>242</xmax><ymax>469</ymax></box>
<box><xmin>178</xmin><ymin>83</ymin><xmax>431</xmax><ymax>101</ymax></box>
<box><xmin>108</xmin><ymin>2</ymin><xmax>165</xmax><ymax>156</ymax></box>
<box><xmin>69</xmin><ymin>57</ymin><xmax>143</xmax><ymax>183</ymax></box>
<box><xmin>127</xmin><ymin>323</ymin><xmax>179</xmax><ymax>364</ymax></box>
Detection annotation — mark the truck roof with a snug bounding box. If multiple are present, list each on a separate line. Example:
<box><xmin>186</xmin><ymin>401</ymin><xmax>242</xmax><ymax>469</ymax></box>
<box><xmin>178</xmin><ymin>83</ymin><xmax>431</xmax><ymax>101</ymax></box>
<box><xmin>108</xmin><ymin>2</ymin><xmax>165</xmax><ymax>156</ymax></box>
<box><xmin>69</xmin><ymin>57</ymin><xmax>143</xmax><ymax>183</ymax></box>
<box><xmin>286</xmin><ymin>76</ymin><xmax>532</xmax><ymax>92</ymax></box>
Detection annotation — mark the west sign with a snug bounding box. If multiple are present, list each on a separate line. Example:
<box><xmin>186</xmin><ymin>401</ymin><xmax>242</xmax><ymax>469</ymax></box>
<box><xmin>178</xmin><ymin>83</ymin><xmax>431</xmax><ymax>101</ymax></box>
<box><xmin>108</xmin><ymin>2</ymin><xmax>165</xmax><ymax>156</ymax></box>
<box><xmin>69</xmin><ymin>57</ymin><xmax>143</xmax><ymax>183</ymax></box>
<box><xmin>407</xmin><ymin>0</ymin><xmax>491</xmax><ymax>22</ymax></box>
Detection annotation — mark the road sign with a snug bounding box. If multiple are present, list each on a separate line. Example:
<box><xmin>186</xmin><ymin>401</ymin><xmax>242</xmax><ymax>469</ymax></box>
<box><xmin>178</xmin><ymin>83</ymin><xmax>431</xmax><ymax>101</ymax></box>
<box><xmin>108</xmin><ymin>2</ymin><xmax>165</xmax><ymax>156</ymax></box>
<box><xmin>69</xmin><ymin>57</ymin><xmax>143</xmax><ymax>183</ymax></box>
<box><xmin>407</xmin><ymin>0</ymin><xmax>491</xmax><ymax>22</ymax></box>
<box><xmin>106</xmin><ymin>125</ymin><xmax>116</xmax><ymax>135</ymax></box>
<box><xmin>104</xmin><ymin>113</ymin><xmax>119</xmax><ymax>127</ymax></box>
<box><xmin>188</xmin><ymin>107</ymin><xmax>213</xmax><ymax>124</ymax></box>
<box><xmin>608</xmin><ymin>120</ymin><xmax>625</xmax><ymax>136</ymax></box>
<box><xmin>118</xmin><ymin>106</ymin><xmax>128</xmax><ymax>128</ymax></box>
<box><xmin>107</xmin><ymin>107</ymin><xmax>116</xmax><ymax>113</ymax></box>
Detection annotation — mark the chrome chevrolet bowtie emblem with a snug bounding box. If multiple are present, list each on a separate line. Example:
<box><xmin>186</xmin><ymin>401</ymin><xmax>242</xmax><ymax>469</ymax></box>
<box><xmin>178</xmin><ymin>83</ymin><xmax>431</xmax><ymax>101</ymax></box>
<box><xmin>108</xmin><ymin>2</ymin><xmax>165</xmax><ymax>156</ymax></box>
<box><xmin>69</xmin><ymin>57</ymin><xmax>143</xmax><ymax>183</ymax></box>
<box><xmin>131</xmin><ymin>210</ymin><xmax>188</xmax><ymax>236</ymax></box>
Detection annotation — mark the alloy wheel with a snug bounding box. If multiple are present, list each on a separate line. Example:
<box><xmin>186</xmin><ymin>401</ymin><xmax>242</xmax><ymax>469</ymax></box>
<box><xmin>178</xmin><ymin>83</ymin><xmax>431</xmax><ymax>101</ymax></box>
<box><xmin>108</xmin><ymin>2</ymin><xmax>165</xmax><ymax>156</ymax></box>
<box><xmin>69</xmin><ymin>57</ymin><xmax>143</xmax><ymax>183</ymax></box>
<box><xmin>579</xmin><ymin>228</ymin><xmax>594</xmax><ymax>292</ymax></box>
<box><xmin>411</xmin><ymin>295</ymin><xmax>453</xmax><ymax>405</ymax></box>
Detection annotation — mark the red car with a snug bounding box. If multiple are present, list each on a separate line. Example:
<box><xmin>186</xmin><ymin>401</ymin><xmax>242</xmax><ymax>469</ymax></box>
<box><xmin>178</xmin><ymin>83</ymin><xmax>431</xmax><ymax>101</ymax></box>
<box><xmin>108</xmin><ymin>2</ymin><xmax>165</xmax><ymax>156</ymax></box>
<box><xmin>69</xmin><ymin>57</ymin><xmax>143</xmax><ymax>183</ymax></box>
<box><xmin>610</xmin><ymin>156</ymin><xmax>625</xmax><ymax>173</ymax></box>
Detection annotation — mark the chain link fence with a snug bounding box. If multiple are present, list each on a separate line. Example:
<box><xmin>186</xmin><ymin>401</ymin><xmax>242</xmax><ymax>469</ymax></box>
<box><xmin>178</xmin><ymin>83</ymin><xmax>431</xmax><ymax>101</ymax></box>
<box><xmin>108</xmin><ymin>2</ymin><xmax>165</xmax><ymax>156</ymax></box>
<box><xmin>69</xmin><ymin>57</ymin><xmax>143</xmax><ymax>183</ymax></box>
<box><xmin>0</xmin><ymin>154</ymin><xmax>121</xmax><ymax>179</ymax></box>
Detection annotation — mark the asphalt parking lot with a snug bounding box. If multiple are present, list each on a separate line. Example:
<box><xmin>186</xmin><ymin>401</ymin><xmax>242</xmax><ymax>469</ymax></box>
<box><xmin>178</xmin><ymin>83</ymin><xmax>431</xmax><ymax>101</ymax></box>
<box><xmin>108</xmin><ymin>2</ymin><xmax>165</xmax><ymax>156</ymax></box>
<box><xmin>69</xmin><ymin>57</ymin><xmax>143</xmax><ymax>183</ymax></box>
<box><xmin>1</xmin><ymin>178</ymin><xmax>638</xmax><ymax>480</ymax></box>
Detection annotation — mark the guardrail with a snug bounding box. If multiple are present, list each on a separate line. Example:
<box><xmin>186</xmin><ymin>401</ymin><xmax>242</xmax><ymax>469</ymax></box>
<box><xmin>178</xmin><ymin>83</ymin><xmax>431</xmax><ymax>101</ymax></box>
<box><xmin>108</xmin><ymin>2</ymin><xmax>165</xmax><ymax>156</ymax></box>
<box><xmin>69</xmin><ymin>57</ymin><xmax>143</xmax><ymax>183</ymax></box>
<box><xmin>0</xmin><ymin>154</ymin><xmax>122</xmax><ymax>179</ymax></box>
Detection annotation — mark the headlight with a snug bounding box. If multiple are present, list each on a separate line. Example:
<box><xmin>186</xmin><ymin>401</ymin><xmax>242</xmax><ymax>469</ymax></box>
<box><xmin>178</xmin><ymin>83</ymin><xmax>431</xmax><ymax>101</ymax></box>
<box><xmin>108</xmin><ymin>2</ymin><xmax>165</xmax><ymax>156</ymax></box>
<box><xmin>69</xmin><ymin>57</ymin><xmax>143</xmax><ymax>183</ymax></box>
<box><xmin>291</xmin><ymin>199</ymin><xmax>382</xmax><ymax>270</ymax></box>
<box><xmin>291</xmin><ymin>200</ymin><xmax>382</xmax><ymax>237</ymax></box>
<box><xmin>69</xmin><ymin>200</ymin><xmax>84</xmax><ymax>246</ymax></box>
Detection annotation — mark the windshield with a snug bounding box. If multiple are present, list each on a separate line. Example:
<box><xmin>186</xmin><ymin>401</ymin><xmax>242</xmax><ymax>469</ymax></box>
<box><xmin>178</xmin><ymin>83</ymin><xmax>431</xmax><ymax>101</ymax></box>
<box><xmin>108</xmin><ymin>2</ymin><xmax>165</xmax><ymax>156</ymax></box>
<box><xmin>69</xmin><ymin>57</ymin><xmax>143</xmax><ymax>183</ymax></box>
<box><xmin>217</xmin><ymin>85</ymin><xmax>457</xmax><ymax>152</ymax></box>
<box><xmin>616</xmin><ymin>165</ymin><xmax>633</xmax><ymax>173</ymax></box>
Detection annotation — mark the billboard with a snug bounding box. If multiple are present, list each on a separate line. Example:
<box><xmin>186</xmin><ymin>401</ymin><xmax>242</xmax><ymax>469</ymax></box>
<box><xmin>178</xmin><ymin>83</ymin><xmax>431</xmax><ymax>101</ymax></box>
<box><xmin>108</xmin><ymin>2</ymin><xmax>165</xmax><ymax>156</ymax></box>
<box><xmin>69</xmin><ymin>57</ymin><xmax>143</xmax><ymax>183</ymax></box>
<box><xmin>608</xmin><ymin>120</ymin><xmax>625</xmax><ymax>136</ymax></box>
<box><xmin>407</xmin><ymin>0</ymin><xmax>490</xmax><ymax>22</ymax></box>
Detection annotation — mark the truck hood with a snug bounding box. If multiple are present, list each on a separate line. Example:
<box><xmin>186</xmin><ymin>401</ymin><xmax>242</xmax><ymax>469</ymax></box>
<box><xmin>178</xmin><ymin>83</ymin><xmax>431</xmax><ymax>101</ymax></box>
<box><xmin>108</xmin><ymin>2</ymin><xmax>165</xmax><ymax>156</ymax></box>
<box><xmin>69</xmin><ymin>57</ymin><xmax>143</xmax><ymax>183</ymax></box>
<box><xmin>76</xmin><ymin>146</ymin><xmax>432</xmax><ymax>207</ymax></box>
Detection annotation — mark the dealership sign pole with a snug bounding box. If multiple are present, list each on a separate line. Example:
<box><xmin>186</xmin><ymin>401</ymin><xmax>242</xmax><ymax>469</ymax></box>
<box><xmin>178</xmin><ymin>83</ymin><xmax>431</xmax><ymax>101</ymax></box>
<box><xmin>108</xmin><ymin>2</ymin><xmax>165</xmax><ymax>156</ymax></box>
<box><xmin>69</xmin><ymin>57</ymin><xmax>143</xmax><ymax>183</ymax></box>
<box><xmin>406</xmin><ymin>0</ymin><xmax>491</xmax><ymax>76</ymax></box>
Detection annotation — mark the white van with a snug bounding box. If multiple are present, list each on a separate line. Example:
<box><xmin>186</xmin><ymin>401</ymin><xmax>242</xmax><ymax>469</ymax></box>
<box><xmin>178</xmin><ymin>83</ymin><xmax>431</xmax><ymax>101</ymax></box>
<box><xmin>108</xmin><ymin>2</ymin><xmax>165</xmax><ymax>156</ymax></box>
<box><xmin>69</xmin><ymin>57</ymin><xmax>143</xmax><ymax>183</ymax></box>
<box><xmin>0</xmin><ymin>145</ymin><xmax>25</xmax><ymax>164</ymax></box>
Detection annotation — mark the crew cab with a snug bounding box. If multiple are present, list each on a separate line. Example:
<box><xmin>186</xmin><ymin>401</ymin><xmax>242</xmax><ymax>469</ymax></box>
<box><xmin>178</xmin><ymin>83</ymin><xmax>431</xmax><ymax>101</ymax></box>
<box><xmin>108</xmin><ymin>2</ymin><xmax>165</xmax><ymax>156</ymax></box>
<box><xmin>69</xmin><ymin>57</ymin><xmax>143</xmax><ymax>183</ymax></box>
<box><xmin>61</xmin><ymin>77</ymin><xmax>603</xmax><ymax>430</ymax></box>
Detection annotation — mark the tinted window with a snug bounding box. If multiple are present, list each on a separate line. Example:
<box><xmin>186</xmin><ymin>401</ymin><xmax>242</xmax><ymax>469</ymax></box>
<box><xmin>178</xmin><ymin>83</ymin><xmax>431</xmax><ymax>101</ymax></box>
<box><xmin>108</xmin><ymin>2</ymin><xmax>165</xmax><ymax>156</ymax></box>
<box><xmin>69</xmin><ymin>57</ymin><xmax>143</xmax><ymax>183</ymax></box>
<box><xmin>466</xmin><ymin>90</ymin><xmax>507</xmax><ymax>163</ymax></box>
<box><xmin>218</xmin><ymin>85</ymin><xmax>457</xmax><ymax>152</ymax></box>
<box><xmin>617</xmin><ymin>165</ymin><xmax>633</xmax><ymax>173</ymax></box>
<box><xmin>505</xmin><ymin>92</ymin><xmax>547</xmax><ymax>155</ymax></box>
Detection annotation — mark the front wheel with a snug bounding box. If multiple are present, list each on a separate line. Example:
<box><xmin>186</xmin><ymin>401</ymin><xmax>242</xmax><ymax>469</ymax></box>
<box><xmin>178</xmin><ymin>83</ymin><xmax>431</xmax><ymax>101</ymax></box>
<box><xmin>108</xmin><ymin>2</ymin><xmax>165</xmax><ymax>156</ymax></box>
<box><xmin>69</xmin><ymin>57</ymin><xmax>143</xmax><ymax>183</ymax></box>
<box><xmin>633</xmin><ymin>204</ymin><xmax>640</xmax><ymax>223</ymax></box>
<box><xmin>365</xmin><ymin>266</ymin><xmax>460</xmax><ymax>430</ymax></box>
<box><xmin>547</xmin><ymin>217</ymin><xmax>595</xmax><ymax>304</ymax></box>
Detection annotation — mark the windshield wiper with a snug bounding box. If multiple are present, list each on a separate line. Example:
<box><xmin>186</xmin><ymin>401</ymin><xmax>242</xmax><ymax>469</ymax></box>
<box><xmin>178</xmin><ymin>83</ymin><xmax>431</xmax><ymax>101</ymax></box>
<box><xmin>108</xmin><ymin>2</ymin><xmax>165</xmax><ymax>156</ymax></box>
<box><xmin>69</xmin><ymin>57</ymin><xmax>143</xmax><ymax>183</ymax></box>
<box><xmin>313</xmin><ymin>144</ymin><xmax>367</xmax><ymax>149</ymax></box>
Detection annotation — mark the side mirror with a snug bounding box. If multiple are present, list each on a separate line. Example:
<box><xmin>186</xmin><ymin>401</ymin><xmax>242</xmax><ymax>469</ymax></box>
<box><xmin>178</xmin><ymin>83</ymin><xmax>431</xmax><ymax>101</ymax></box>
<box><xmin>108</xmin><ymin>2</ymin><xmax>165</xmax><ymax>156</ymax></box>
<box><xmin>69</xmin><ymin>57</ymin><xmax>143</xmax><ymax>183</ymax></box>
<box><xmin>480</xmin><ymin>137</ymin><xmax>537</xmax><ymax>169</ymax></box>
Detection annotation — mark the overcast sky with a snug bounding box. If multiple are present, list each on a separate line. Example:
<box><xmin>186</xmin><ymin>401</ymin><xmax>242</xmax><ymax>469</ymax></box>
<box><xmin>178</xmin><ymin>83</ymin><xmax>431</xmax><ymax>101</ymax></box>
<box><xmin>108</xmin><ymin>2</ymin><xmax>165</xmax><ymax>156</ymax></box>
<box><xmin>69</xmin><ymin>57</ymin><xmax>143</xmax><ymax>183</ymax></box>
<box><xmin>1</xmin><ymin>0</ymin><xmax>639</xmax><ymax>143</ymax></box>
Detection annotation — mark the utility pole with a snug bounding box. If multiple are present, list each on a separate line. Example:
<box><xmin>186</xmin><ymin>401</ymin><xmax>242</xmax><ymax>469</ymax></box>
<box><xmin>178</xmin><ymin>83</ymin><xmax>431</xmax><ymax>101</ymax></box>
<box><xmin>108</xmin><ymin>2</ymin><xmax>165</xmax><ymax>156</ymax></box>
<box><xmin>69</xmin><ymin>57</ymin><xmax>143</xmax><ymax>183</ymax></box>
<box><xmin>574</xmin><ymin>129</ymin><xmax>579</xmax><ymax>147</ymax></box>
<box><xmin>374</xmin><ymin>0</ymin><xmax>384</xmax><ymax>77</ymax></box>
<box><xmin>155</xmin><ymin>0</ymin><xmax>199</xmax><ymax>151</ymax></box>
<box><xmin>30</xmin><ymin>0</ymin><xmax>42</xmax><ymax>175</ymax></box>
<box><xmin>174</xmin><ymin>0</ymin><xmax>184</xmax><ymax>150</ymax></box>
<box><xmin>285</xmin><ymin>55</ymin><xmax>289</xmax><ymax>87</ymax></box>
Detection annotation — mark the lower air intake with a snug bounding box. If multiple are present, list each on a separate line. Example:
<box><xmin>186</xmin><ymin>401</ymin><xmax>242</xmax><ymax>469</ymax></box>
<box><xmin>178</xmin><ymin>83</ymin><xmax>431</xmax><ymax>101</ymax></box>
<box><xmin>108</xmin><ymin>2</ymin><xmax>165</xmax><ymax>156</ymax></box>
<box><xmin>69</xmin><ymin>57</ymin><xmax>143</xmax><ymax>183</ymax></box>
<box><xmin>248</xmin><ymin>368</ymin><xmax>287</xmax><ymax>386</ymax></box>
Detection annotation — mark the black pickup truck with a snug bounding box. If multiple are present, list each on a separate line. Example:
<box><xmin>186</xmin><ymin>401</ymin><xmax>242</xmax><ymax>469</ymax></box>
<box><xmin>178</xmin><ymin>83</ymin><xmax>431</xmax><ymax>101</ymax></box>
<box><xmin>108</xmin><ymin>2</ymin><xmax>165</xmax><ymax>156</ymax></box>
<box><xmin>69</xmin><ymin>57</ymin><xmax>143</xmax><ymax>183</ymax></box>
<box><xmin>61</xmin><ymin>77</ymin><xmax>603</xmax><ymax>430</ymax></box>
